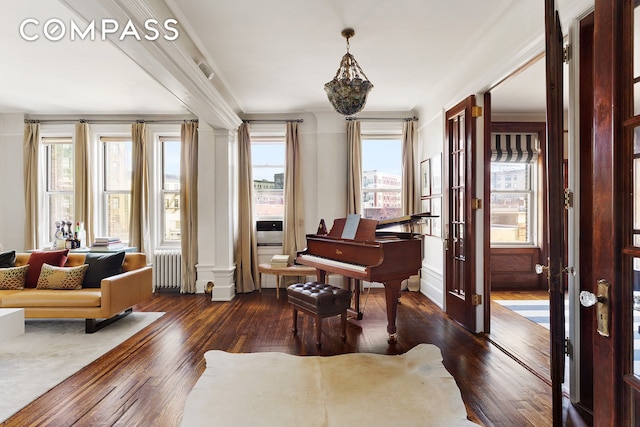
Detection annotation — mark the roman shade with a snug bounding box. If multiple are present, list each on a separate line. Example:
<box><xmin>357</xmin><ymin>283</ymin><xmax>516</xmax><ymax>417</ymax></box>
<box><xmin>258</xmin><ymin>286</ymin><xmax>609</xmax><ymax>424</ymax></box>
<box><xmin>491</xmin><ymin>133</ymin><xmax>539</xmax><ymax>163</ymax></box>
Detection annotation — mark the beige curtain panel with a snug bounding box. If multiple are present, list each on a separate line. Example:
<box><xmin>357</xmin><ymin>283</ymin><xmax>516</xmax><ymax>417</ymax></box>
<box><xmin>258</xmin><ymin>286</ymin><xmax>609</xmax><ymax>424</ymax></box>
<box><xmin>283</xmin><ymin>122</ymin><xmax>305</xmax><ymax>259</ymax></box>
<box><xmin>346</xmin><ymin>120</ymin><xmax>363</xmax><ymax>215</ymax></box>
<box><xmin>236</xmin><ymin>123</ymin><xmax>258</xmax><ymax>293</ymax></box>
<box><xmin>180</xmin><ymin>121</ymin><xmax>198</xmax><ymax>294</ymax></box>
<box><xmin>23</xmin><ymin>122</ymin><xmax>41</xmax><ymax>250</ymax></box>
<box><xmin>74</xmin><ymin>122</ymin><xmax>95</xmax><ymax>245</ymax></box>
<box><xmin>128</xmin><ymin>122</ymin><xmax>150</xmax><ymax>256</ymax></box>
<box><xmin>401</xmin><ymin>120</ymin><xmax>417</xmax><ymax>215</ymax></box>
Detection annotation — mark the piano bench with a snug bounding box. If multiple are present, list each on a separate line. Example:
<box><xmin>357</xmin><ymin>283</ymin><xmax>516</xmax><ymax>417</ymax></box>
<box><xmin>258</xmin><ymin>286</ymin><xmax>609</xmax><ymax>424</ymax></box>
<box><xmin>287</xmin><ymin>282</ymin><xmax>352</xmax><ymax>348</ymax></box>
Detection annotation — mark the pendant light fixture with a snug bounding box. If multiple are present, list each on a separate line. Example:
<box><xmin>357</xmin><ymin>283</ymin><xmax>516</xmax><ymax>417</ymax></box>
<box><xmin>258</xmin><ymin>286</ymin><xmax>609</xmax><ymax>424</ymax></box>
<box><xmin>324</xmin><ymin>28</ymin><xmax>373</xmax><ymax>115</ymax></box>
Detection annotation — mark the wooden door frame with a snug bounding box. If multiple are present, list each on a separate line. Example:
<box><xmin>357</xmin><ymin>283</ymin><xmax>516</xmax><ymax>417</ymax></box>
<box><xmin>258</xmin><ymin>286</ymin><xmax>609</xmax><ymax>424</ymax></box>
<box><xmin>590</xmin><ymin>0</ymin><xmax>624</xmax><ymax>424</ymax></box>
<box><xmin>482</xmin><ymin>120</ymin><xmax>548</xmax><ymax>333</ymax></box>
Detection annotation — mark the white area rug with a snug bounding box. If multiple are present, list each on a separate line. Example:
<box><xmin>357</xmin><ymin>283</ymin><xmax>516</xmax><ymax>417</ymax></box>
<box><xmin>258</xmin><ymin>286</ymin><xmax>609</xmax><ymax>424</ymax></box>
<box><xmin>0</xmin><ymin>312</ymin><xmax>164</xmax><ymax>422</ymax></box>
<box><xmin>181</xmin><ymin>343</ymin><xmax>477</xmax><ymax>427</ymax></box>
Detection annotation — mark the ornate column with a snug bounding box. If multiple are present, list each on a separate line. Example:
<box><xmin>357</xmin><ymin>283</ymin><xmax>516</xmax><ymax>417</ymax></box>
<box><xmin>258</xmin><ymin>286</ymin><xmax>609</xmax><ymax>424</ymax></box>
<box><xmin>196</xmin><ymin>126</ymin><xmax>237</xmax><ymax>300</ymax></box>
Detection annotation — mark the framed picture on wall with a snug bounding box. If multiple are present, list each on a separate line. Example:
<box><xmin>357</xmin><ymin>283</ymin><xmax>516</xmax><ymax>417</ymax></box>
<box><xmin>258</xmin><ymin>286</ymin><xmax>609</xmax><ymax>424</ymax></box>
<box><xmin>420</xmin><ymin>159</ymin><xmax>430</xmax><ymax>197</ymax></box>
<box><xmin>431</xmin><ymin>154</ymin><xmax>442</xmax><ymax>195</ymax></box>
<box><xmin>421</xmin><ymin>198</ymin><xmax>432</xmax><ymax>235</ymax></box>
<box><xmin>431</xmin><ymin>196</ymin><xmax>442</xmax><ymax>237</ymax></box>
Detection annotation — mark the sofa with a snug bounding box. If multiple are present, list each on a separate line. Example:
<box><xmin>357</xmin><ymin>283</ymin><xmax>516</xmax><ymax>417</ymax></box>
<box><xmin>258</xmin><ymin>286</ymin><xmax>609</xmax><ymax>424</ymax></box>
<box><xmin>0</xmin><ymin>250</ymin><xmax>153</xmax><ymax>333</ymax></box>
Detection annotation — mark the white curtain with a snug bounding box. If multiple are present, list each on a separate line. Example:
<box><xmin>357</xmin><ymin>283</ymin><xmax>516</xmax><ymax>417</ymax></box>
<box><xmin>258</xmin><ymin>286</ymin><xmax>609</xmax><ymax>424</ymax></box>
<box><xmin>128</xmin><ymin>122</ymin><xmax>150</xmax><ymax>257</ymax></box>
<box><xmin>283</xmin><ymin>122</ymin><xmax>305</xmax><ymax>259</ymax></box>
<box><xmin>180</xmin><ymin>121</ymin><xmax>199</xmax><ymax>293</ymax></box>
<box><xmin>236</xmin><ymin>123</ymin><xmax>258</xmax><ymax>293</ymax></box>
<box><xmin>74</xmin><ymin>121</ymin><xmax>94</xmax><ymax>245</ymax></box>
<box><xmin>346</xmin><ymin>120</ymin><xmax>362</xmax><ymax>215</ymax></box>
<box><xmin>401</xmin><ymin>120</ymin><xmax>418</xmax><ymax>215</ymax></box>
<box><xmin>23</xmin><ymin>122</ymin><xmax>41</xmax><ymax>250</ymax></box>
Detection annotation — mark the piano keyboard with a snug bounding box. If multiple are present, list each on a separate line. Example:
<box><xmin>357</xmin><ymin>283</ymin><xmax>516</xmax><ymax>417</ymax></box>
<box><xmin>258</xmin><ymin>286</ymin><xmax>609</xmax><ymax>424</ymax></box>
<box><xmin>298</xmin><ymin>254</ymin><xmax>368</xmax><ymax>273</ymax></box>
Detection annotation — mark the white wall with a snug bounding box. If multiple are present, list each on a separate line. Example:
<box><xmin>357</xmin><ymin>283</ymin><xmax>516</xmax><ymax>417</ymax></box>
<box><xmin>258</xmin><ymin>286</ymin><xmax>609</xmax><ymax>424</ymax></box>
<box><xmin>0</xmin><ymin>114</ymin><xmax>25</xmax><ymax>251</ymax></box>
<box><xmin>418</xmin><ymin>112</ymin><xmax>445</xmax><ymax>308</ymax></box>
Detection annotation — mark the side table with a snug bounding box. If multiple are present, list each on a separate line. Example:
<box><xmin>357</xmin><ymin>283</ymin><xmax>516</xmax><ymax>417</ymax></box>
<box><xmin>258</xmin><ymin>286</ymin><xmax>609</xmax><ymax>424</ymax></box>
<box><xmin>258</xmin><ymin>263</ymin><xmax>318</xmax><ymax>299</ymax></box>
<box><xmin>0</xmin><ymin>308</ymin><xmax>25</xmax><ymax>342</ymax></box>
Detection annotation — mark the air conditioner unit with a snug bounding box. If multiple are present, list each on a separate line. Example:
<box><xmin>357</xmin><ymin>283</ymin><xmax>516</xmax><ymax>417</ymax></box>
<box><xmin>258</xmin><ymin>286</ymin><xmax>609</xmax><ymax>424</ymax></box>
<box><xmin>256</xmin><ymin>220</ymin><xmax>283</xmax><ymax>246</ymax></box>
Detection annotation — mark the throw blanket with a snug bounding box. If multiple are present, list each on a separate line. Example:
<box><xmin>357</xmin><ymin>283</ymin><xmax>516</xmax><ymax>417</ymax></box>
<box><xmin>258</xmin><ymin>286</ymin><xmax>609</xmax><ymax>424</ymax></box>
<box><xmin>181</xmin><ymin>344</ymin><xmax>477</xmax><ymax>426</ymax></box>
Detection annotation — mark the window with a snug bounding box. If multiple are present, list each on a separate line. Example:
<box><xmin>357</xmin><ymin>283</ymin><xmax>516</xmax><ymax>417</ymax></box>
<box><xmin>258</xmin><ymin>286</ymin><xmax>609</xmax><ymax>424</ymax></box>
<box><xmin>361</xmin><ymin>135</ymin><xmax>403</xmax><ymax>220</ymax></box>
<box><xmin>161</xmin><ymin>137</ymin><xmax>180</xmax><ymax>243</ymax></box>
<box><xmin>101</xmin><ymin>137</ymin><xmax>132</xmax><ymax>244</ymax></box>
<box><xmin>43</xmin><ymin>137</ymin><xmax>73</xmax><ymax>242</ymax></box>
<box><xmin>251</xmin><ymin>135</ymin><xmax>285</xmax><ymax>219</ymax></box>
<box><xmin>489</xmin><ymin>133</ymin><xmax>539</xmax><ymax>245</ymax></box>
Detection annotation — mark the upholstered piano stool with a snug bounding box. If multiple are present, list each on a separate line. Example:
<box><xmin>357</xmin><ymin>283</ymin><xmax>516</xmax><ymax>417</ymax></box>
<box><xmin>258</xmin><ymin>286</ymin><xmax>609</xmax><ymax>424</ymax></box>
<box><xmin>287</xmin><ymin>282</ymin><xmax>352</xmax><ymax>348</ymax></box>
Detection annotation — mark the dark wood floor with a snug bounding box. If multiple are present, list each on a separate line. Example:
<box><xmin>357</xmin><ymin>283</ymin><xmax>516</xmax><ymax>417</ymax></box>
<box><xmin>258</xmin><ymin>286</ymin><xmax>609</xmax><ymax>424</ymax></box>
<box><xmin>490</xmin><ymin>290</ymin><xmax>551</xmax><ymax>383</ymax></box>
<box><xmin>4</xmin><ymin>289</ymin><xmax>588</xmax><ymax>426</ymax></box>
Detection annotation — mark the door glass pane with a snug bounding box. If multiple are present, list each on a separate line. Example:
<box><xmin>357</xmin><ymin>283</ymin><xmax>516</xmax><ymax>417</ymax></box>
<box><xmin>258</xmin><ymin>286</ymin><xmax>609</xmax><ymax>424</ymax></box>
<box><xmin>635</xmin><ymin>6</ymin><xmax>640</xmax><ymax>115</ymax></box>
<box><xmin>635</xmin><ymin>128</ymin><xmax>640</xmax><ymax>241</ymax></box>
<box><xmin>634</xmin><ymin>257</ymin><xmax>640</xmax><ymax>376</ymax></box>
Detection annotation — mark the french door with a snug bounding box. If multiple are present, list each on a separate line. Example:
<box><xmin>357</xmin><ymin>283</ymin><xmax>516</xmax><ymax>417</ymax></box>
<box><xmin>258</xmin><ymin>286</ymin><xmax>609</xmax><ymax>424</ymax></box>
<box><xmin>544</xmin><ymin>1</ymin><xmax>566</xmax><ymax>425</ymax></box>
<box><xmin>445</xmin><ymin>96</ymin><xmax>477</xmax><ymax>332</ymax></box>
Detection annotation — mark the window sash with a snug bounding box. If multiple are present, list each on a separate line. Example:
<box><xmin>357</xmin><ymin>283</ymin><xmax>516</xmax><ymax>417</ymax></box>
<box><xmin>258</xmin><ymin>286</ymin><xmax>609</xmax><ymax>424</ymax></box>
<box><xmin>251</xmin><ymin>134</ymin><xmax>285</xmax><ymax>220</ymax></box>
<box><xmin>43</xmin><ymin>138</ymin><xmax>73</xmax><ymax>242</ymax></box>
<box><xmin>361</xmin><ymin>134</ymin><xmax>402</xmax><ymax>221</ymax></box>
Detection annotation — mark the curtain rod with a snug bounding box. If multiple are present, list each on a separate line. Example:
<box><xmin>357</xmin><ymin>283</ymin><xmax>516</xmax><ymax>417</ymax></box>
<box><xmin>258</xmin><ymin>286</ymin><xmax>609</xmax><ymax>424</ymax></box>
<box><xmin>345</xmin><ymin>116</ymin><xmax>418</xmax><ymax>122</ymax></box>
<box><xmin>242</xmin><ymin>119</ymin><xmax>304</xmax><ymax>124</ymax></box>
<box><xmin>24</xmin><ymin>119</ymin><xmax>198</xmax><ymax>124</ymax></box>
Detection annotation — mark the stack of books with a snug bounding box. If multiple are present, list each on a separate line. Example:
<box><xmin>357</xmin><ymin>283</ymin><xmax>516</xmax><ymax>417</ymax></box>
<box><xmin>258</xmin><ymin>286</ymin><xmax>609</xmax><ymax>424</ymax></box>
<box><xmin>91</xmin><ymin>236</ymin><xmax>124</xmax><ymax>250</ymax></box>
<box><xmin>270</xmin><ymin>254</ymin><xmax>290</xmax><ymax>267</ymax></box>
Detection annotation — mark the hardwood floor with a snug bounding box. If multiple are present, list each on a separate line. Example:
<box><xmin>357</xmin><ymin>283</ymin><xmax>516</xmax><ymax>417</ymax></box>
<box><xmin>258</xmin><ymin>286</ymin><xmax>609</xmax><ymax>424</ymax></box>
<box><xmin>490</xmin><ymin>290</ymin><xmax>551</xmax><ymax>382</ymax></box>
<box><xmin>4</xmin><ymin>289</ymin><xmax>588</xmax><ymax>426</ymax></box>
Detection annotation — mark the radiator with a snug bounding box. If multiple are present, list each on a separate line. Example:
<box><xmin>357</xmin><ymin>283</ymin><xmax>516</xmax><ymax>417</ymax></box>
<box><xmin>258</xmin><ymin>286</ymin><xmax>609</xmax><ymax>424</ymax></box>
<box><xmin>154</xmin><ymin>250</ymin><xmax>182</xmax><ymax>290</ymax></box>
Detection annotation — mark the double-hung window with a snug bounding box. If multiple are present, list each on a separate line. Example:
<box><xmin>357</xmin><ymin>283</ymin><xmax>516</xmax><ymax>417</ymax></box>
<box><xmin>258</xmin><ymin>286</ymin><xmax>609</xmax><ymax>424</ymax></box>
<box><xmin>160</xmin><ymin>137</ymin><xmax>181</xmax><ymax>244</ymax></box>
<box><xmin>43</xmin><ymin>137</ymin><xmax>73</xmax><ymax>242</ymax></box>
<box><xmin>489</xmin><ymin>133</ymin><xmax>539</xmax><ymax>245</ymax></box>
<box><xmin>361</xmin><ymin>132</ymin><xmax>403</xmax><ymax>221</ymax></box>
<box><xmin>251</xmin><ymin>134</ymin><xmax>285</xmax><ymax>220</ymax></box>
<box><xmin>101</xmin><ymin>137</ymin><xmax>132</xmax><ymax>244</ymax></box>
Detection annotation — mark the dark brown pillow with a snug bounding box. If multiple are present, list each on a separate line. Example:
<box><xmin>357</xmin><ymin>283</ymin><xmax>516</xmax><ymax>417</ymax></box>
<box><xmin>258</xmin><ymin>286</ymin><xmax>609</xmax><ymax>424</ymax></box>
<box><xmin>82</xmin><ymin>251</ymin><xmax>126</xmax><ymax>288</ymax></box>
<box><xmin>25</xmin><ymin>250</ymin><xmax>69</xmax><ymax>288</ymax></box>
<box><xmin>0</xmin><ymin>250</ymin><xmax>16</xmax><ymax>268</ymax></box>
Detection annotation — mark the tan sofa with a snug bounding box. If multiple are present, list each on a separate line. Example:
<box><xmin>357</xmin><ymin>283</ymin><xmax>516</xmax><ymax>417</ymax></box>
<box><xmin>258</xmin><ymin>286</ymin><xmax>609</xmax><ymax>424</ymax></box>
<box><xmin>0</xmin><ymin>252</ymin><xmax>153</xmax><ymax>333</ymax></box>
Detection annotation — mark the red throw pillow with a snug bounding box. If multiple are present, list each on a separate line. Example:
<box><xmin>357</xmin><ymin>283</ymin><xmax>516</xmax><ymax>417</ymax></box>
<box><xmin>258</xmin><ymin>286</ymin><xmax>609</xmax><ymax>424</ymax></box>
<box><xmin>25</xmin><ymin>250</ymin><xmax>69</xmax><ymax>288</ymax></box>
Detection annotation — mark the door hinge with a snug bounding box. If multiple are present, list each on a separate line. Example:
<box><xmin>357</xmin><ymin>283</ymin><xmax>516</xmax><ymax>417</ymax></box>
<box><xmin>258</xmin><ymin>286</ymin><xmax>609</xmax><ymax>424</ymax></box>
<box><xmin>564</xmin><ymin>188</ymin><xmax>573</xmax><ymax>209</ymax></box>
<box><xmin>471</xmin><ymin>106</ymin><xmax>483</xmax><ymax>117</ymax></box>
<box><xmin>563</xmin><ymin>44</ymin><xmax>571</xmax><ymax>64</ymax></box>
<box><xmin>471</xmin><ymin>294</ymin><xmax>482</xmax><ymax>306</ymax></box>
<box><xmin>564</xmin><ymin>337</ymin><xmax>572</xmax><ymax>357</ymax></box>
<box><xmin>472</xmin><ymin>198</ymin><xmax>483</xmax><ymax>210</ymax></box>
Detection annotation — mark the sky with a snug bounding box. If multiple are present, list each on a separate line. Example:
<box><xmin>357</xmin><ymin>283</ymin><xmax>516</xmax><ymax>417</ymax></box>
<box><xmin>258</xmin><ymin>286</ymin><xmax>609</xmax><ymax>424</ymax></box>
<box><xmin>251</xmin><ymin>138</ymin><xmax>402</xmax><ymax>182</ymax></box>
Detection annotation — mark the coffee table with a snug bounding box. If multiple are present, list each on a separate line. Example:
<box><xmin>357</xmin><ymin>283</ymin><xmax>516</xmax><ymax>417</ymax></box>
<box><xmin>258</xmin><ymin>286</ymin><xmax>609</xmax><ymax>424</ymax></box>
<box><xmin>0</xmin><ymin>308</ymin><xmax>25</xmax><ymax>342</ymax></box>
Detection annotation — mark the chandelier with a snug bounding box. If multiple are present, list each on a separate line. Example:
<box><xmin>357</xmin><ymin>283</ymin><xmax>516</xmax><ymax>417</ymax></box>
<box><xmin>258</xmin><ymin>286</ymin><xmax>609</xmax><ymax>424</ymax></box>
<box><xmin>324</xmin><ymin>28</ymin><xmax>373</xmax><ymax>116</ymax></box>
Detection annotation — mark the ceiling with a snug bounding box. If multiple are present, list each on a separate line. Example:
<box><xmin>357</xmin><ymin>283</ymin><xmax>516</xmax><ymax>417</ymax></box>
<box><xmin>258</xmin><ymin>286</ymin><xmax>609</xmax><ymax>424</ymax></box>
<box><xmin>0</xmin><ymin>0</ymin><xmax>590</xmax><ymax>123</ymax></box>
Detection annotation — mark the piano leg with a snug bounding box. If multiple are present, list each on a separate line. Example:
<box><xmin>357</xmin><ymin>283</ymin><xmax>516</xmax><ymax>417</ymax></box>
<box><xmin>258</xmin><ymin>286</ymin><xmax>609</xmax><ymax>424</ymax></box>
<box><xmin>350</xmin><ymin>279</ymin><xmax>363</xmax><ymax>320</ymax></box>
<box><xmin>383</xmin><ymin>279</ymin><xmax>403</xmax><ymax>343</ymax></box>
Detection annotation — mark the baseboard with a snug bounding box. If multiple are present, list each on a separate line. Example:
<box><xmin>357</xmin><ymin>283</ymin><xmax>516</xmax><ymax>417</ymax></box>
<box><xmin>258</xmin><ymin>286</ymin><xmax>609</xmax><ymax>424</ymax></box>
<box><xmin>420</xmin><ymin>266</ymin><xmax>444</xmax><ymax>309</ymax></box>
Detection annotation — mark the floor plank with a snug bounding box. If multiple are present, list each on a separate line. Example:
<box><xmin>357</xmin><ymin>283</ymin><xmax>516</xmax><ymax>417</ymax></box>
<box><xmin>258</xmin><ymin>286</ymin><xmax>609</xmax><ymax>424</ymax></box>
<box><xmin>3</xmin><ymin>289</ymin><xmax>589</xmax><ymax>426</ymax></box>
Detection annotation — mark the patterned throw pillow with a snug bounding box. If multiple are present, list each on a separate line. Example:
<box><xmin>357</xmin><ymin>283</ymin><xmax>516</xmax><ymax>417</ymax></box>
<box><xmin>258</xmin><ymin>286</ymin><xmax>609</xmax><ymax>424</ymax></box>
<box><xmin>36</xmin><ymin>263</ymin><xmax>89</xmax><ymax>290</ymax></box>
<box><xmin>0</xmin><ymin>265</ymin><xmax>29</xmax><ymax>290</ymax></box>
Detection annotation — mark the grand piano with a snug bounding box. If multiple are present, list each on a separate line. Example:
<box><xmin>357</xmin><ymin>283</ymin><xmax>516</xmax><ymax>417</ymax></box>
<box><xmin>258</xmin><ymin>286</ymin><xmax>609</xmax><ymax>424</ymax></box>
<box><xmin>296</xmin><ymin>214</ymin><xmax>427</xmax><ymax>343</ymax></box>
